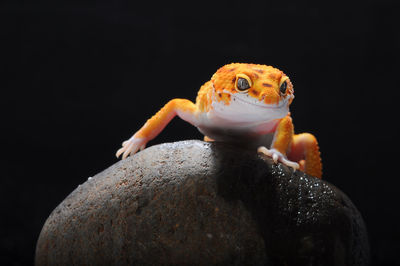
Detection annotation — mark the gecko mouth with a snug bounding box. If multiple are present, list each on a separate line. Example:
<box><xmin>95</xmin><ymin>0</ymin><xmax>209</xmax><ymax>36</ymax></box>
<box><xmin>231</xmin><ymin>93</ymin><xmax>289</xmax><ymax>109</ymax></box>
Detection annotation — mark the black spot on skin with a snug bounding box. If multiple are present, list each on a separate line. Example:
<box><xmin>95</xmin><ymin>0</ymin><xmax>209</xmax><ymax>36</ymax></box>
<box><xmin>250</xmin><ymin>89</ymin><xmax>260</xmax><ymax>96</ymax></box>
<box><xmin>262</xmin><ymin>83</ymin><xmax>272</xmax><ymax>87</ymax></box>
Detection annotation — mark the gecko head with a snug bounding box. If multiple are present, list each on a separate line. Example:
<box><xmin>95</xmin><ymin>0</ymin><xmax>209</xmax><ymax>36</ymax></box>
<box><xmin>211</xmin><ymin>63</ymin><xmax>294</xmax><ymax>109</ymax></box>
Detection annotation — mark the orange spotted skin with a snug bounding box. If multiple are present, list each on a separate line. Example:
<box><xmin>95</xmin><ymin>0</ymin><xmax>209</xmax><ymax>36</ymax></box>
<box><xmin>116</xmin><ymin>63</ymin><xmax>322</xmax><ymax>178</ymax></box>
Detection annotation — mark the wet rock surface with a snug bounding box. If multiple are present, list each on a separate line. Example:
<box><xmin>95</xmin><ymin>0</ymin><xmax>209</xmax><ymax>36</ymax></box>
<box><xmin>35</xmin><ymin>140</ymin><xmax>369</xmax><ymax>265</ymax></box>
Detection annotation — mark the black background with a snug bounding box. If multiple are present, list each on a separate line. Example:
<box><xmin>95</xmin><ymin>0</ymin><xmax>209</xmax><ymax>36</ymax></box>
<box><xmin>1</xmin><ymin>0</ymin><xmax>399</xmax><ymax>265</ymax></box>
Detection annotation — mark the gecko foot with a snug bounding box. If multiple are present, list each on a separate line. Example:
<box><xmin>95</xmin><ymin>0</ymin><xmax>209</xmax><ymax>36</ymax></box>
<box><xmin>116</xmin><ymin>136</ymin><xmax>147</xmax><ymax>159</ymax></box>
<box><xmin>257</xmin><ymin>146</ymin><xmax>300</xmax><ymax>171</ymax></box>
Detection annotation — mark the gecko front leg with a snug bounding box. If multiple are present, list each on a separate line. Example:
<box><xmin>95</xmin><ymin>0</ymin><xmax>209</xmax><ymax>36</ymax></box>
<box><xmin>116</xmin><ymin>99</ymin><xmax>198</xmax><ymax>159</ymax></box>
<box><xmin>258</xmin><ymin>115</ymin><xmax>300</xmax><ymax>171</ymax></box>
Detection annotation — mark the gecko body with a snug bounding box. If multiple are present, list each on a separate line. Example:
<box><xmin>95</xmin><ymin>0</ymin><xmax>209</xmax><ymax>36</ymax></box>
<box><xmin>116</xmin><ymin>63</ymin><xmax>322</xmax><ymax>178</ymax></box>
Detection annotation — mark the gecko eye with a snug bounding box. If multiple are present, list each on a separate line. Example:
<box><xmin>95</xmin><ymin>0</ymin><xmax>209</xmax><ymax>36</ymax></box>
<box><xmin>279</xmin><ymin>80</ymin><xmax>287</xmax><ymax>95</ymax></box>
<box><xmin>237</xmin><ymin>78</ymin><xmax>251</xmax><ymax>91</ymax></box>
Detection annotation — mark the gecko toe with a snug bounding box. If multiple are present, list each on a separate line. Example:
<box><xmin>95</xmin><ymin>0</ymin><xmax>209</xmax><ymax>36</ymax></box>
<box><xmin>272</xmin><ymin>153</ymin><xmax>279</xmax><ymax>163</ymax></box>
<box><xmin>122</xmin><ymin>140</ymin><xmax>129</xmax><ymax>146</ymax></box>
<box><xmin>116</xmin><ymin>147</ymin><xmax>125</xmax><ymax>158</ymax></box>
<box><xmin>282</xmin><ymin>158</ymin><xmax>300</xmax><ymax>170</ymax></box>
<box><xmin>122</xmin><ymin>149</ymin><xmax>131</xmax><ymax>160</ymax></box>
<box><xmin>257</xmin><ymin>146</ymin><xmax>271</xmax><ymax>156</ymax></box>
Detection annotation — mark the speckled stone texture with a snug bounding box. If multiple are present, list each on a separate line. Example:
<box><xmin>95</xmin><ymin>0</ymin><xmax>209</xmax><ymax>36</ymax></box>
<box><xmin>35</xmin><ymin>140</ymin><xmax>369</xmax><ymax>266</ymax></box>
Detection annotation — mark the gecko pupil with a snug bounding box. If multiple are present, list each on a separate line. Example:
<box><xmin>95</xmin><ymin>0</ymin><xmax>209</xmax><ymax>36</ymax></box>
<box><xmin>237</xmin><ymin>78</ymin><xmax>250</xmax><ymax>91</ymax></box>
<box><xmin>280</xmin><ymin>81</ymin><xmax>287</xmax><ymax>94</ymax></box>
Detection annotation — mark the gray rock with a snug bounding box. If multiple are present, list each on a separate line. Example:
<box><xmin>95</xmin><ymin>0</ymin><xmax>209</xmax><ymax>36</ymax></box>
<box><xmin>35</xmin><ymin>140</ymin><xmax>369</xmax><ymax>265</ymax></box>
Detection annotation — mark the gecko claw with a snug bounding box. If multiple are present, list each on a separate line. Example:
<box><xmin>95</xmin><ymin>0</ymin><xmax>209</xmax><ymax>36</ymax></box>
<box><xmin>257</xmin><ymin>146</ymin><xmax>300</xmax><ymax>171</ymax></box>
